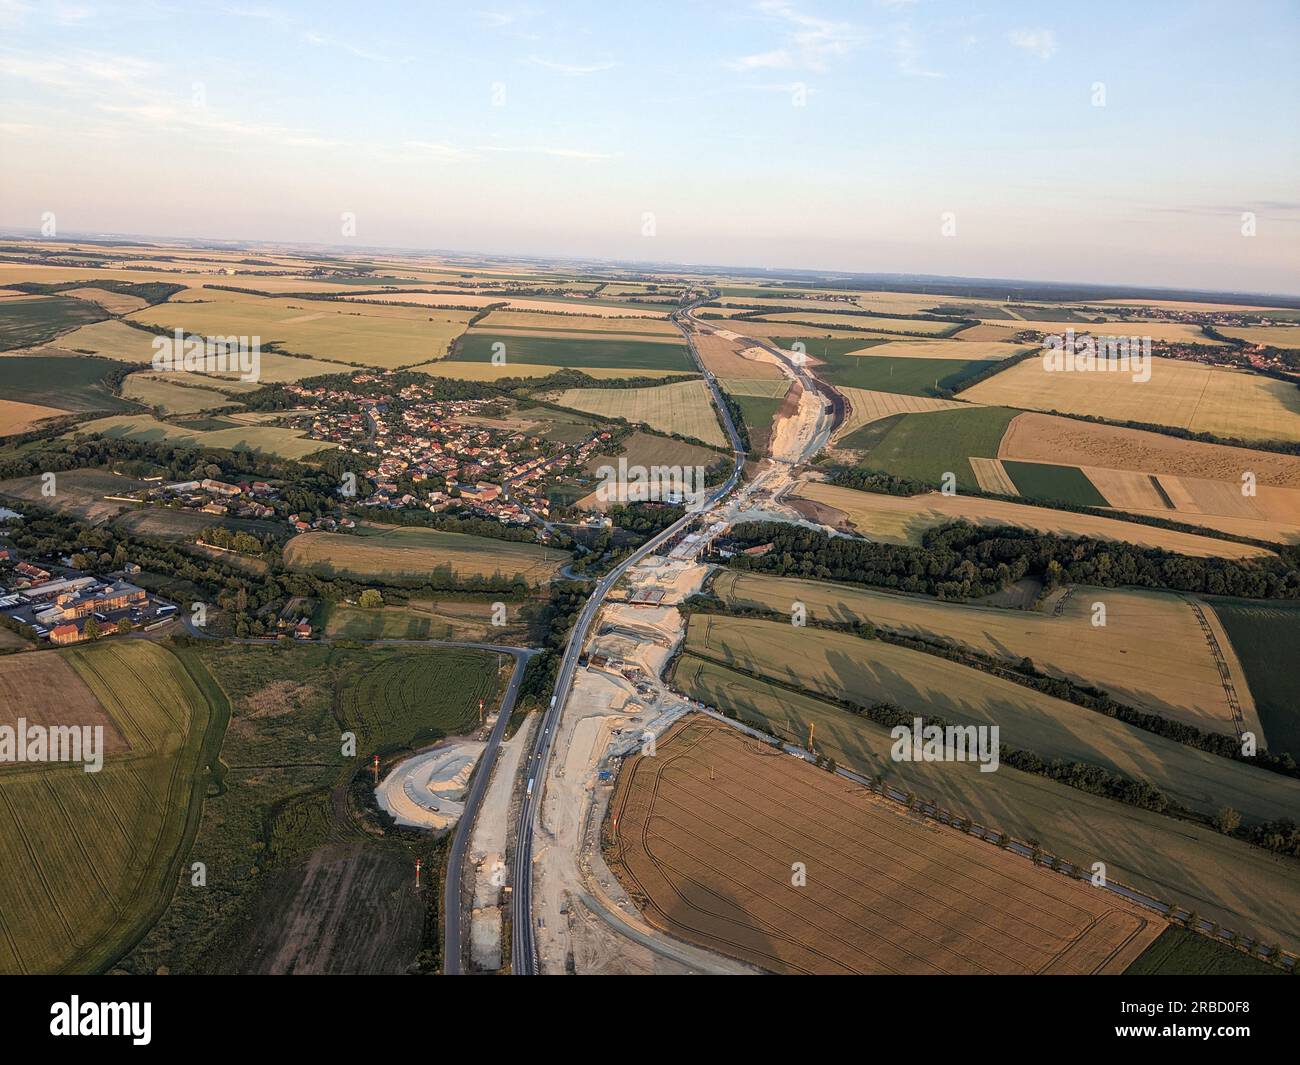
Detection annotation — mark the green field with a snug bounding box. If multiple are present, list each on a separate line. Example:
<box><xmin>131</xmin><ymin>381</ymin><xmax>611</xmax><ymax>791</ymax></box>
<box><xmin>0</xmin><ymin>295</ymin><xmax>108</xmax><ymax>350</ymax></box>
<box><xmin>848</xmin><ymin>405</ymin><xmax>1019</xmax><ymax>490</ymax></box>
<box><xmin>670</xmin><ymin>653</ymin><xmax>1300</xmax><ymax>952</ymax></box>
<box><xmin>1210</xmin><ymin>599</ymin><xmax>1300</xmax><ymax>759</ymax></box>
<box><xmin>119</xmin><ymin>642</ymin><xmax>500</xmax><ymax>975</ymax></box>
<box><xmin>816</xmin><ymin>354</ymin><xmax>999</xmax><ymax>396</ymax></box>
<box><xmin>0</xmin><ymin>354</ymin><xmax>137</xmax><ymax>413</ymax></box>
<box><xmin>773</xmin><ymin>336</ymin><xmax>885</xmax><ymax>359</ymax></box>
<box><xmin>724</xmin><ymin>389</ymin><xmax>784</xmax><ymax>453</ymax></box>
<box><xmin>1002</xmin><ymin>460</ymin><xmax>1110</xmax><ymax>507</ymax></box>
<box><xmin>0</xmin><ymin>641</ymin><xmax>217</xmax><ymax>974</ymax></box>
<box><xmin>448</xmin><ymin>332</ymin><xmax>694</xmax><ymax>372</ymax></box>
<box><xmin>1124</xmin><ymin>927</ymin><xmax>1281</xmax><ymax>975</ymax></box>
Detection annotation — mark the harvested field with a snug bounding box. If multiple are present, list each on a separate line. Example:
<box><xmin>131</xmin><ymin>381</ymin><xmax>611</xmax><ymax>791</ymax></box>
<box><xmin>715</xmin><ymin>377</ymin><xmax>790</xmax><ymax>398</ymax></box>
<box><xmin>964</xmin><ymin>356</ymin><xmax>1300</xmax><ymax>443</ymax></box>
<box><xmin>54</xmin><ymin>318</ymin><xmax>167</xmax><ymax>362</ymax></box>
<box><xmin>72</xmin><ymin>414</ymin><xmax>325</xmax><ymax>461</ymax></box>
<box><xmin>63</xmin><ymin>287</ymin><xmax>150</xmax><ymax>315</ymax></box>
<box><xmin>131</xmin><ymin>295</ymin><xmax>474</xmax><ymax>368</ymax></box>
<box><xmin>835</xmin><ymin>388</ymin><xmax>967</xmax><ymax>440</ymax></box>
<box><xmin>1217</xmin><ymin>325</ymin><xmax>1300</xmax><ymax>349</ymax></box>
<box><xmin>0</xmin><ymin>398</ymin><xmax>68</xmax><ymax>434</ymax></box>
<box><xmin>759</xmin><ymin>312</ymin><xmax>958</xmax><ymax>335</ymax></box>
<box><xmin>606</xmin><ymin>716</ymin><xmax>1162</xmax><ymax>974</ymax></box>
<box><xmin>283</xmin><ymin>524</ymin><xmax>567</xmax><ymax>585</ymax></box>
<box><xmin>670</xmin><ymin>657</ymin><xmax>1300</xmax><ymax>951</ymax></box>
<box><xmin>954</xmin><ymin>324</ymin><xmax>1022</xmax><ymax>342</ymax></box>
<box><xmin>682</xmin><ymin>613</ymin><xmax>1300</xmax><ymax>823</ymax></box>
<box><xmin>545</xmin><ymin>380</ymin><xmax>726</xmax><ymax>446</ymax></box>
<box><xmin>474</xmin><ymin>311</ymin><xmax>680</xmax><ymax>335</ymax></box>
<box><xmin>793</xmin><ymin>481</ymin><xmax>1272</xmax><ymax>559</ymax></box>
<box><xmin>711</xmin><ymin>570</ymin><xmax>1256</xmax><ymax>735</ymax></box>
<box><xmin>693</xmin><ymin>334</ymin><xmax>784</xmax><ymax>379</ymax></box>
<box><xmin>999</xmin><ymin>410</ymin><xmax>1300</xmax><ymax>488</ymax></box>
<box><xmin>121</xmin><ymin>374</ymin><xmax>238</xmax><ymax>414</ymax></box>
<box><xmin>850</xmin><ymin>339</ymin><xmax>1030</xmax><ymax>360</ymax></box>
<box><xmin>969</xmin><ymin>457</ymin><xmax>1019</xmax><ymax>495</ymax></box>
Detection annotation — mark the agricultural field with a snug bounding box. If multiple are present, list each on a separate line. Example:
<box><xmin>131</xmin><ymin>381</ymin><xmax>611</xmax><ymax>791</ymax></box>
<box><xmin>283</xmin><ymin>524</ymin><xmax>568</xmax><ymax>585</ymax></box>
<box><xmin>841</xmin><ymin>405</ymin><xmax>1019</xmax><ymax>488</ymax></box>
<box><xmin>681</xmin><ymin>613</ymin><xmax>1300</xmax><ymax>823</ymax></box>
<box><xmin>0</xmin><ymin>642</ymin><xmax>216</xmax><ymax>974</ymax></box>
<box><xmin>1216</xmin><ymin>325</ymin><xmax>1300</xmax><ymax>349</ymax></box>
<box><xmin>1124</xmin><ymin>927</ymin><xmax>1282</xmax><ymax>976</ymax></box>
<box><xmin>0</xmin><ymin>354</ymin><xmax>137</xmax><ymax>414</ymax></box>
<box><xmin>845</xmin><ymin>339</ymin><xmax>1030</xmax><ymax>360</ymax></box>
<box><xmin>1209</xmin><ymin>599</ymin><xmax>1300</xmax><ymax>759</ymax></box>
<box><xmin>121</xmin><ymin>373</ymin><xmax>240</xmax><ymax>414</ymax></box>
<box><xmin>606</xmin><ymin>717</ymin><xmax>1162</xmax><ymax>975</ymax></box>
<box><xmin>446</xmin><ymin>332</ymin><xmax>694</xmax><ymax>373</ymax></box>
<box><xmin>71</xmin><ymin>413</ymin><xmax>326</xmax><ymax>461</ymax></box>
<box><xmin>996</xmin><ymin>413</ymin><xmax>1300</xmax><ymax>543</ymax></box>
<box><xmin>791</xmin><ymin>480</ymin><xmax>1271</xmax><ymax>559</ymax></box>
<box><xmin>963</xmin><ymin>356</ymin><xmax>1300</xmax><ymax>443</ymax></box>
<box><xmin>693</xmin><ymin>333</ymin><xmax>785</xmax><ymax>380</ymax></box>
<box><xmin>0</xmin><ymin>468</ymin><xmax>153</xmax><ymax>524</ymax></box>
<box><xmin>757</xmin><ymin>312</ymin><xmax>960</xmax><ymax>335</ymax></box>
<box><xmin>317</xmin><ymin>598</ymin><xmax>528</xmax><ymax>643</ymax></box>
<box><xmin>834</xmin><ymin>388</ymin><xmax>966</xmax><ymax>440</ymax></box>
<box><xmin>112</xmin><ymin>506</ymin><xmax>278</xmax><ymax>543</ymax></box>
<box><xmin>120</xmin><ymin>642</ymin><xmax>500</xmax><ymax>975</ymax></box>
<box><xmin>0</xmin><ymin>294</ymin><xmax>107</xmax><ymax>350</ymax></box>
<box><xmin>815</xmin><ymin>352</ymin><xmax>1000</xmax><ymax>397</ymax></box>
<box><xmin>60</xmin><ymin>286</ymin><xmax>151</xmax><ymax>315</ymax></box>
<box><xmin>710</xmin><ymin>570</ymin><xmax>1257</xmax><ymax>736</ymax></box>
<box><xmin>130</xmin><ymin>292</ymin><xmax>475</xmax><ymax>368</ymax></box>
<box><xmin>472</xmin><ymin>310</ymin><xmax>680</xmax><ymax>335</ymax></box>
<box><xmin>670</xmin><ymin>655</ymin><xmax>1300</xmax><ymax>952</ymax></box>
<box><xmin>0</xmin><ymin>399</ymin><xmax>68</xmax><ymax>435</ymax></box>
<box><xmin>545</xmin><ymin>380</ymin><xmax>725</xmax><ymax>447</ymax></box>
<box><xmin>46</xmin><ymin>318</ymin><xmax>164</xmax><ymax>362</ymax></box>
<box><xmin>1000</xmin><ymin>460</ymin><xmax>1110</xmax><ymax>507</ymax></box>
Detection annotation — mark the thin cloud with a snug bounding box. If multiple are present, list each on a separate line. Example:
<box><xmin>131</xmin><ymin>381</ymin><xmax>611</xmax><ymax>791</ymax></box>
<box><xmin>1009</xmin><ymin>28</ymin><xmax>1057</xmax><ymax>60</ymax></box>
<box><xmin>736</xmin><ymin>0</ymin><xmax>865</xmax><ymax>74</ymax></box>
<box><xmin>528</xmin><ymin>56</ymin><xmax>617</xmax><ymax>75</ymax></box>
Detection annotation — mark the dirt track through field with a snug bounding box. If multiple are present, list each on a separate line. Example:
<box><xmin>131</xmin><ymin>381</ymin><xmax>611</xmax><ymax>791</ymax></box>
<box><xmin>606</xmin><ymin>718</ymin><xmax>1162</xmax><ymax>975</ymax></box>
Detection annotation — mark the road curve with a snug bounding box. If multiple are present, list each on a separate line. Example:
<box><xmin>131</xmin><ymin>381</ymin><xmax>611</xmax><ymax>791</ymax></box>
<box><xmin>442</xmin><ymin>643</ymin><xmax>537</xmax><ymax>974</ymax></box>
<box><xmin>511</xmin><ymin>294</ymin><xmax>747</xmax><ymax>974</ymax></box>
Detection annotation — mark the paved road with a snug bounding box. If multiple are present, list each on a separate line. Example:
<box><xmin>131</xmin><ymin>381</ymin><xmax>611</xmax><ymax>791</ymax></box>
<box><xmin>511</xmin><ymin>294</ymin><xmax>747</xmax><ymax>975</ymax></box>
<box><xmin>442</xmin><ymin>643</ymin><xmax>537</xmax><ymax>975</ymax></box>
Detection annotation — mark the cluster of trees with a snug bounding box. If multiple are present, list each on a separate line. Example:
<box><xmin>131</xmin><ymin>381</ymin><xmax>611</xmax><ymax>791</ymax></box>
<box><xmin>605</xmin><ymin>502</ymin><xmax>685</xmax><ymax>536</ymax></box>
<box><xmin>720</xmin><ymin>521</ymin><xmax>1300</xmax><ymax>600</ymax></box>
<box><xmin>198</xmin><ymin>526</ymin><xmax>268</xmax><ymax>556</ymax></box>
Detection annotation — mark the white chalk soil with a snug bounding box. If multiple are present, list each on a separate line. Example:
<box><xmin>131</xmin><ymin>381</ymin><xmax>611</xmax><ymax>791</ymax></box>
<box><xmin>375</xmin><ymin>740</ymin><xmax>485</xmax><ymax>831</ymax></box>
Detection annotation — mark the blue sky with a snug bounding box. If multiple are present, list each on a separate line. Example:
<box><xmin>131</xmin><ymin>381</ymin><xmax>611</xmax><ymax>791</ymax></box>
<box><xmin>1</xmin><ymin>0</ymin><xmax>1296</xmax><ymax>292</ymax></box>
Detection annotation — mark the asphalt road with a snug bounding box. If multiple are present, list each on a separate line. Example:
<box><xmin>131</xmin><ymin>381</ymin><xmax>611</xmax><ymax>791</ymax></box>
<box><xmin>511</xmin><ymin>294</ymin><xmax>747</xmax><ymax>975</ymax></box>
<box><xmin>442</xmin><ymin>643</ymin><xmax>537</xmax><ymax>975</ymax></box>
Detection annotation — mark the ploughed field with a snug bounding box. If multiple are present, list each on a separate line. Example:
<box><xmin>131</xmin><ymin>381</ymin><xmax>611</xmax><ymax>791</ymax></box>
<box><xmin>605</xmin><ymin>717</ymin><xmax>1162</xmax><ymax>975</ymax></box>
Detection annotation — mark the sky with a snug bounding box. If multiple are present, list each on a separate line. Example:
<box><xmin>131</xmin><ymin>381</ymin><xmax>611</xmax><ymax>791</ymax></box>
<box><xmin>1</xmin><ymin>0</ymin><xmax>1297</xmax><ymax>293</ymax></box>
